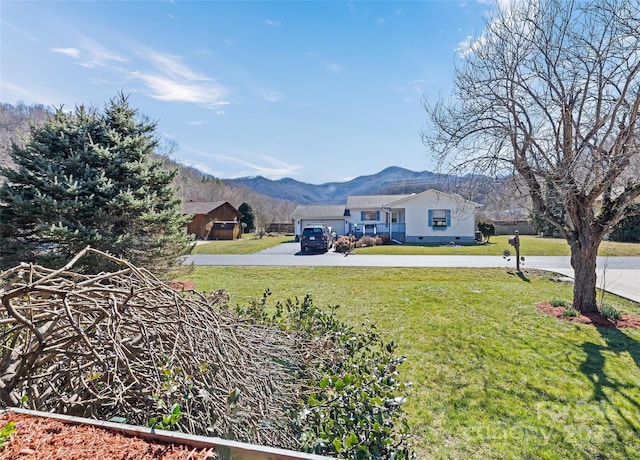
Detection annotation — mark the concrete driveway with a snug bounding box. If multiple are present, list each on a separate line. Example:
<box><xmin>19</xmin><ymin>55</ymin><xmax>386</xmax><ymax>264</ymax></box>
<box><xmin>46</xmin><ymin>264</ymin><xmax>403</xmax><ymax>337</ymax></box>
<box><xmin>183</xmin><ymin>242</ymin><xmax>640</xmax><ymax>303</ymax></box>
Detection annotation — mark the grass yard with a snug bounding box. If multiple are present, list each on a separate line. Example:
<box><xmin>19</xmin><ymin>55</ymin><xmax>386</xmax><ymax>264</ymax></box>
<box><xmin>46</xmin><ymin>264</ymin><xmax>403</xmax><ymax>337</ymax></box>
<box><xmin>190</xmin><ymin>234</ymin><xmax>640</xmax><ymax>256</ymax></box>
<box><xmin>179</xmin><ymin>266</ymin><xmax>640</xmax><ymax>459</ymax></box>
<box><xmin>355</xmin><ymin>235</ymin><xmax>640</xmax><ymax>257</ymax></box>
<box><xmin>191</xmin><ymin>234</ymin><xmax>292</xmax><ymax>254</ymax></box>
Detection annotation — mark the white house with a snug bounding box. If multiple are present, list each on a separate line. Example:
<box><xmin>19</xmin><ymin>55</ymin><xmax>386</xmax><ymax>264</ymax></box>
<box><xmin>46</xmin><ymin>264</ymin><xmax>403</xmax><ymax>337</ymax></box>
<box><xmin>385</xmin><ymin>189</ymin><xmax>482</xmax><ymax>243</ymax></box>
<box><xmin>291</xmin><ymin>190</ymin><xmax>482</xmax><ymax>244</ymax></box>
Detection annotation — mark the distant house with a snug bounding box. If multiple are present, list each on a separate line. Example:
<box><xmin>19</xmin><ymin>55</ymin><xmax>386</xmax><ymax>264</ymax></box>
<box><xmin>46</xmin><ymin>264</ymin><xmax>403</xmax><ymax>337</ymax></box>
<box><xmin>291</xmin><ymin>190</ymin><xmax>482</xmax><ymax>244</ymax></box>
<box><xmin>183</xmin><ymin>201</ymin><xmax>242</xmax><ymax>240</ymax></box>
<box><xmin>291</xmin><ymin>205</ymin><xmax>348</xmax><ymax>239</ymax></box>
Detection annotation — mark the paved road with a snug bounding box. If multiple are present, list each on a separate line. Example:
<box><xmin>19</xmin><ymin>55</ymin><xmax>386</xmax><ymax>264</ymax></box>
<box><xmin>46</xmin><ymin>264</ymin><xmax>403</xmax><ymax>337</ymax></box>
<box><xmin>183</xmin><ymin>242</ymin><xmax>640</xmax><ymax>303</ymax></box>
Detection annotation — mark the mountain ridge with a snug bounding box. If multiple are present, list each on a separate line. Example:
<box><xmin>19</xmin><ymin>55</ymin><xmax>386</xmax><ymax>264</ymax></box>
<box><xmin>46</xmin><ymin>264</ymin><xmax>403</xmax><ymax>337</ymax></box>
<box><xmin>224</xmin><ymin>166</ymin><xmax>450</xmax><ymax>205</ymax></box>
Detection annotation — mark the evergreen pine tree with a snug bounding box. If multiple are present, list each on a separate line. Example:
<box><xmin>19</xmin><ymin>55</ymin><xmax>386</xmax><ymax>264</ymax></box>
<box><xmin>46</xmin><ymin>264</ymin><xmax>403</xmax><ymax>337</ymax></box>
<box><xmin>238</xmin><ymin>202</ymin><xmax>255</xmax><ymax>233</ymax></box>
<box><xmin>0</xmin><ymin>94</ymin><xmax>193</xmax><ymax>274</ymax></box>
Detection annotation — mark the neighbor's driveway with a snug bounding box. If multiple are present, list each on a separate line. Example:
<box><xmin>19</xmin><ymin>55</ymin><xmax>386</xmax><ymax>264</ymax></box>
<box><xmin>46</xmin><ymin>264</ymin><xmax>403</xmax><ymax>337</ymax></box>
<box><xmin>183</xmin><ymin>242</ymin><xmax>640</xmax><ymax>303</ymax></box>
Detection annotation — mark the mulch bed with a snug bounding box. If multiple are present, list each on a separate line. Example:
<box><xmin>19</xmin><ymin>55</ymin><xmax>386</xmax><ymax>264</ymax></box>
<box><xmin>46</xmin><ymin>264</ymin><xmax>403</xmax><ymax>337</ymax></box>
<box><xmin>536</xmin><ymin>302</ymin><xmax>640</xmax><ymax>328</ymax></box>
<box><xmin>0</xmin><ymin>412</ymin><xmax>217</xmax><ymax>459</ymax></box>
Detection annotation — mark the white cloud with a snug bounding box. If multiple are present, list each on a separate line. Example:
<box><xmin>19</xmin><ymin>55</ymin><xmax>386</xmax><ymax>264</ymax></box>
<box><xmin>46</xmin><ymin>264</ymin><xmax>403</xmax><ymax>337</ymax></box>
<box><xmin>78</xmin><ymin>36</ymin><xmax>128</xmax><ymax>67</ymax></box>
<box><xmin>265</xmin><ymin>19</ymin><xmax>282</xmax><ymax>27</ymax></box>
<box><xmin>180</xmin><ymin>161</ymin><xmax>221</xmax><ymax>177</ymax></box>
<box><xmin>262</xmin><ymin>90</ymin><xmax>285</xmax><ymax>102</ymax></box>
<box><xmin>0</xmin><ymin>81</ymin><xmax>69</xmax><ymax>107</ymax></box>
<box><xmin>323</xmin><ymin>62</ymin><xmax>345</xmax><ymax>73</ymax></box>
<box><xmin>124</xmin><ymin>47</ymin><xmax>231</xmax><ymax>109</ymax></box>
<box><xmin>130</xmin><ymin>72</ymin><xmax>229</xmax><ymax>108</ymax></box>
<box><xmin>189</xmin><ymin>149</ymin><xmax>301</xmax><ymax>179</ymax></box>
<box><xmin>51</xmin><ymin>47</ymin><xmax>79</xmax><ymax>58</ymax></box>
<box><xmin>144</xmin><ymin>50</ymin><xmax>208</xmax><ymax>81</ymax></box>
<box><xmin>456</xmin><ymin>35</ymin><xmax>477</xmax><ymax>57</ymax></box>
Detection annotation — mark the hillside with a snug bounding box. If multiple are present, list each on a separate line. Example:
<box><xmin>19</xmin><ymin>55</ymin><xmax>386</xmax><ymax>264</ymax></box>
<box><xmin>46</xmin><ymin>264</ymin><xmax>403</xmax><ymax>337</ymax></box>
<box><xmin>0</xmin><ymin>102</ymin><xmax>296</xmax><ymax>229</ymax></box>
<box><xmin>0</xmin><ymin>102</ymin><xmax>51</xmax><ymax>170</ymax></box>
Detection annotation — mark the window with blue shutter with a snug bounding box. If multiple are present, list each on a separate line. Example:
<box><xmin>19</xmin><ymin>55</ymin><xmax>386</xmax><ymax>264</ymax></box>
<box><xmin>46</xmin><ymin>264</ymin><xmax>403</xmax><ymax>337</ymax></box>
<box><xmin>429</xmin><ymin>209</ymin><xmax>449</xmax><ymax>230</ymax></box>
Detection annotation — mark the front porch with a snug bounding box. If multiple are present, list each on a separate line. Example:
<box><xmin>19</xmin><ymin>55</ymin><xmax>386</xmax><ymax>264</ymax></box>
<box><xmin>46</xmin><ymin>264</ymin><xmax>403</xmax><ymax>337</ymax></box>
<box><xmin>348</xmin><ymin>223</ymin><xmax>407</xmax><ymax>242</ymax></box>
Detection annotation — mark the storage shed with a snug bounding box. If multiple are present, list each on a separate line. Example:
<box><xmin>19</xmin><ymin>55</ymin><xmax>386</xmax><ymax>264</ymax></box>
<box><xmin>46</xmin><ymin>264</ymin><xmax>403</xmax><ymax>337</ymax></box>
<box><xmin>183</xmin><ymin>201</ymin><xmax>242</xmax><ymax>240</ymax></box>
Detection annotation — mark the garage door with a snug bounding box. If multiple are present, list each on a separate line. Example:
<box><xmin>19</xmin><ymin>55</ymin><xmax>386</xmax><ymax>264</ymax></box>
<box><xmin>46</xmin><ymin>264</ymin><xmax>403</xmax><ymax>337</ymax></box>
<box><xmin>300</xmin><ymin>219</ymin><xmax>346</xmax><ymax>236</ymax></box>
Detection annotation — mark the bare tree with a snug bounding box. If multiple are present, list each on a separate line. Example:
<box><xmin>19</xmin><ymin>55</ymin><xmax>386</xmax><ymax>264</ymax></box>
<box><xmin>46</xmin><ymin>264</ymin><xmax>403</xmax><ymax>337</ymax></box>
<box><xmin>424</xmin><ymin>0</ymin><xmax>640</xmax><ymax>313</ymax></box>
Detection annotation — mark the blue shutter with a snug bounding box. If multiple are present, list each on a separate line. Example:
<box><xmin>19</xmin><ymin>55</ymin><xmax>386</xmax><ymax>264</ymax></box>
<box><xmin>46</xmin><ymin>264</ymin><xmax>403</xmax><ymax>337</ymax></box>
<box><xmin>376</xmin><ymin>211</ymin><xmax>380</xmax><ymax>220</ymax></box>
<box><xmin>361</xmin><ymin>211</ymin><xmax>365</xmax><ymax>221</ymax></box>
<box><xmin>428</xmin><ymin>209</ymin><xmax>433</xmax><ymax>228</ymax></box>
<box><xmin>446</xmin><ymin>209</ymin><xmax>451</xmax><ymax>228</ymax></box>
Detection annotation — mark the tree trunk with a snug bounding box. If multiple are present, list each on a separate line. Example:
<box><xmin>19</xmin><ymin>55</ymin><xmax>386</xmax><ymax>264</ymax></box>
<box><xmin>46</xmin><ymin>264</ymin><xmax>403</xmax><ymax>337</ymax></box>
<box><xmin>567</xmin><ymin>230</ymin><xmax>601</xmax><ymax>314</ymax></box>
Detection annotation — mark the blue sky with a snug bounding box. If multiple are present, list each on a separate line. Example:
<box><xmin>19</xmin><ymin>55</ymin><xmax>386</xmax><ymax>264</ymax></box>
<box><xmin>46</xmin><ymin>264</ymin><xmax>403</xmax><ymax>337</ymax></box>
<box><xmin>1</xmin><ymin>1</ymin><xmax>495</xmax><ymax>184</ymax></box>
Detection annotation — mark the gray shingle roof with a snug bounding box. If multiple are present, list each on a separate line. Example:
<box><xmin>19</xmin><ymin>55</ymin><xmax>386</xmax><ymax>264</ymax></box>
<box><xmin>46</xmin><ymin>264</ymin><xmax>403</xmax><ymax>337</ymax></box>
<box><xmin>182</xmin><ymin>201</ymin><xmax>228</xmax><ymax>215</ymax></box>
<box><xmin>345</xmin><ymin>195</ymin><xmax>411</xmax><ymax>209</ymax></box>
<box><xmin>291</xmin><ymin>205</ymin><xmax>346</xmax><ymax>219</ymax></box>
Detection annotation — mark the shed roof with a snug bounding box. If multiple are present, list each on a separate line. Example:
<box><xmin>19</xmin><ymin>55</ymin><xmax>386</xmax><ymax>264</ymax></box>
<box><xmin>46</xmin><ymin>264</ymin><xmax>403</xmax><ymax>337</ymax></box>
<box><xmin>182</xmin><ymin>201</ymin><xmax>232</xmax><ymax>215</ymax></box>
<box><xmin>291</xmin><ymin>205</ymin><xmax>346</xmax><ymax>219</ymax></box>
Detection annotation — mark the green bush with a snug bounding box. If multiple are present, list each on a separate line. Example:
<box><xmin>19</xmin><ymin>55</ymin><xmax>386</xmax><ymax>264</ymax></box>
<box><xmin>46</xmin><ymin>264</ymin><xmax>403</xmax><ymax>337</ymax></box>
<box><xmin>551</xmin><ymin>298</ymin><xmax>569</xmax><ymax>308</ymax></box>
<box><xmin>0</xmin><ymin>422</ymin><xmax>17</xmax><ymax>448</ymax></box>
<box><xmin>477</xmin><ymin>222</ymin><xmax>496</xmax><ymax>242</ymax></box>
<box><xmin>609</xmin><ymin>204</ymin><xmax>640</xmax><ymax>242</ymax></box>
<box><xmin>601</xmin><ymin>303</ymin><xmax>622</xmax><ymax>320</ymax></box>
<box><xmin>562</xmin><ymin>307</ymin><xmax>579</xmax><ymax>317</ymax></box>
<box><xmin>237</xmin><ymin>293</ymin><xmax>415</xmax><ymax>459</ymax></box>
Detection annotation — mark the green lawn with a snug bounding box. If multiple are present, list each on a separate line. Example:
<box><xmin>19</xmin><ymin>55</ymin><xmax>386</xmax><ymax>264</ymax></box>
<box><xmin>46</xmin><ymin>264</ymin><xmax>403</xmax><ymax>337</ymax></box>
<box><xmin>179</xmin><ymin>266</ymin><xmax>640</xmax><ymax>459</ymax></box>
<box><xmin>191</xmin><ymin>234</ymin><xmax>292</xmax><ymax>254</ymax></box>
<box><xmin>355</xmin><ymin>235</ymin><xmax>640</xmax><ymax>256</ymax></box>
<box><xmin>190</xmin><ymin>234</ymin><xmax>640</xmax><ymax>256</ymax></box>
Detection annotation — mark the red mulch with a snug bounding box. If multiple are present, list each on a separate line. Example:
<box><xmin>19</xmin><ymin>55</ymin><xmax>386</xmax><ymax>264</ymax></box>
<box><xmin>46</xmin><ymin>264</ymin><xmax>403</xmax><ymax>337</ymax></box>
<box><xmin>536</xmin><ymin>302</ymin><xmax>640</xmax><ymax>328</ymax></box>
<box><xmin>0</xmin><ymin>412</ymin><xmax>216</xmax><ymax>460</ymax></box>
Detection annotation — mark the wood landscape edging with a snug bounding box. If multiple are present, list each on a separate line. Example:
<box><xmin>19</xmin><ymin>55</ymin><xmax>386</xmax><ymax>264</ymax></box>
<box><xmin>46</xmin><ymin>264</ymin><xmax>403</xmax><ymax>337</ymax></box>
<box><xmin>1</xmin><ymin>408</ymin><xmax>337</xmax><ymax>460</ymax></box>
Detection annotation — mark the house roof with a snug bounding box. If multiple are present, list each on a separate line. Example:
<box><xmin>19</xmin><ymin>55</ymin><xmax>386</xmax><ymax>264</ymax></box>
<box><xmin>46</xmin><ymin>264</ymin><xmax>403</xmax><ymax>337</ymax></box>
<box><xmin>182</xmin><ymin>201</ymin><xmax>230</xmax><ymax>215</ymax></box>
<box><xmin>386</xmin><ymin>189</ymin><xmax>482</xmax><ymax>208</ymax></box>
<box><xmin>291</xmin><ymin>205</ymin><xmax>346</xmax><ymax>219</ymax></box>
<box><xmin>345</xmin><ymin>195</ymin><xmax>411</xmax><ymax>209</ymax></box>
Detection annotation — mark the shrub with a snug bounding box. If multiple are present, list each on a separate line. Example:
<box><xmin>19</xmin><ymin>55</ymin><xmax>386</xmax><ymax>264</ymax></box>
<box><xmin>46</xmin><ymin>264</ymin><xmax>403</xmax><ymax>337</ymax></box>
<box><xmin>238</xmin><ymin>293</ymin><xmax>415</xmax><ymax>459</ymax></box>
<box><xmin>551</xmin><ymin>298</ymin><xmax>568</xmax><ymax>308</ymax></box>
<box><xmin>601</xmin><ymin>303</ymin><xmax>622</xmax><ymax>320</ymax></box>
<box><xmin>0</xmin><ymin>422</ymin><xmax>17</xmax><ymax>448</ymax></box>
<box><xmin>358</xmin><ymin>235</ymin><xmax>378</xmax><ymax>247</ymax></box>
<box><xmin>562</xmin><ymin>307</ymin><xmax>579</xmax><ymax>317</ymax></box>
<box><xmin>609</xmin><ymin>203</ymin><xmax>640</xmax><ymax>242</ymax></box>
<box><xmin>477</xmin><ymin>222</ymin><xmax>496</xmax><ymax>242</ymax></box>
<box><xmin>334</xmin><ymin>235</ymin><xmax>354</xmax><ymax>253</ymax></box>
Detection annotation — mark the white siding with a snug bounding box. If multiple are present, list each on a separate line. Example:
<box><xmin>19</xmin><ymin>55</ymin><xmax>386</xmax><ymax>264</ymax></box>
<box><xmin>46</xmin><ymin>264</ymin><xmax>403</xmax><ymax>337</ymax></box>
<box><xmin>402</xmin><ymin>191</ymin><xmax>477</xmax><ymax>242</ymax></box>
